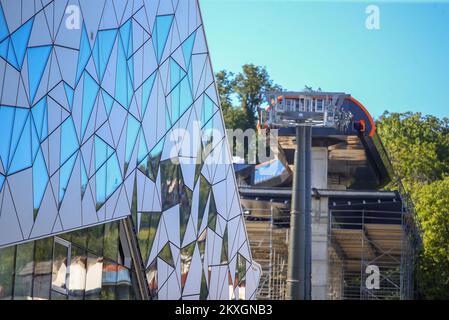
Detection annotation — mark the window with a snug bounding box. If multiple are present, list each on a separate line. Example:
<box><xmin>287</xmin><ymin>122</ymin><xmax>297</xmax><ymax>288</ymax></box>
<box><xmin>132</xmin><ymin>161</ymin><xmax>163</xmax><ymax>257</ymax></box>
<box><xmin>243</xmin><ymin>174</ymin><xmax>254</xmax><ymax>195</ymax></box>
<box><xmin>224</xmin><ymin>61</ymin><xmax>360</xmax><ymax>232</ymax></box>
<box><xmin>52</xmin><ymin>237</ymin><xmax>71</xmax><ymax>295</ymax></box>
<box><xmin>316</xmin><ymin>99</ymin><xmax>324</xmax><ymax>112</ymax></box>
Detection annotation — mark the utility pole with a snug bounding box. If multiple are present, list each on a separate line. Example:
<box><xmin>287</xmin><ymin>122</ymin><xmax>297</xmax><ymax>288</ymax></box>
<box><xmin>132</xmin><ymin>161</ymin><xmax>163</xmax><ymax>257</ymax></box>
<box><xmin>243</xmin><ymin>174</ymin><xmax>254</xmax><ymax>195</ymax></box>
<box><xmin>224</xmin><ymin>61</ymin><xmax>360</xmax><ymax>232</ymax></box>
<box><xmin>286</xmin><ymin>126</ymin><xmax>311</xmax><ymax>300</ymax></box>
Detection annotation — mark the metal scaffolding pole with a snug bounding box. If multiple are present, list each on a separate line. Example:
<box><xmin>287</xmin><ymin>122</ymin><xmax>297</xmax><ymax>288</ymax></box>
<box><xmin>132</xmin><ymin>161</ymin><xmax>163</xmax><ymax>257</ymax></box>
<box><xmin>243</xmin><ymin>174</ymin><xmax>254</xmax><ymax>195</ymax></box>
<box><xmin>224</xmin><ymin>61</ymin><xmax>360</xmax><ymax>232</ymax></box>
<box><xmin>286</xmin><ymin>126</ymin><xmax>311</xmax><ymax>300</ymax></box>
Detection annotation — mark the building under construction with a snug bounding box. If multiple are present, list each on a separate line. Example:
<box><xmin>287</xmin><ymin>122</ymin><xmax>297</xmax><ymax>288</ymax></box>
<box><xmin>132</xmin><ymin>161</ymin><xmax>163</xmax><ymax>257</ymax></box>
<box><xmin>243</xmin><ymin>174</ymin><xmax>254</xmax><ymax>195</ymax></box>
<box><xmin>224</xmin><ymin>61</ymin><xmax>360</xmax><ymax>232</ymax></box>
<box><xmin>235</xmin><ymin>92</ymin><xmax>420</xmax><ymax>300</ymax></box>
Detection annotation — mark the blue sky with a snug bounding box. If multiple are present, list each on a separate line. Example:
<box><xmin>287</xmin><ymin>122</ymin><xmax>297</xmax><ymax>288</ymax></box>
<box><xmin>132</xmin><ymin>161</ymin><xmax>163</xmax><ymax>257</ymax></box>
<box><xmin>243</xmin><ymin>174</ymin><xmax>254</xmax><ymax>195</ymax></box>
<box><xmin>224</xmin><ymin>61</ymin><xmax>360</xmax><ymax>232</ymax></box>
<box><xmin>200</xmin><ymin>0</ymin><xmax>449</xmax><ymax>119</ymax></box>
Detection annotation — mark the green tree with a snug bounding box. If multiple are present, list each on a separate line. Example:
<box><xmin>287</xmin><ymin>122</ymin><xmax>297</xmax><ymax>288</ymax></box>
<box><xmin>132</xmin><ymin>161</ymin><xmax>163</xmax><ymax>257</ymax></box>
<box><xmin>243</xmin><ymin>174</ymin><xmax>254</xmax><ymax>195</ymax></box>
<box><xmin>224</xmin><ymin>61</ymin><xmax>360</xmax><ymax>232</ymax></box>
<box><xmin>377</xmin><ymin>111</ymin><xmax>449</xmax><ymax>298</ymax></box>
<box><xmin>215</xmin><ymin>64</ymin><xmax>282</xmax><ymax>130</ymax></box>
<box><xmin>412</xmin><ymin>177</ymin><xmax>449</xmax><ymax>299</ymax></box>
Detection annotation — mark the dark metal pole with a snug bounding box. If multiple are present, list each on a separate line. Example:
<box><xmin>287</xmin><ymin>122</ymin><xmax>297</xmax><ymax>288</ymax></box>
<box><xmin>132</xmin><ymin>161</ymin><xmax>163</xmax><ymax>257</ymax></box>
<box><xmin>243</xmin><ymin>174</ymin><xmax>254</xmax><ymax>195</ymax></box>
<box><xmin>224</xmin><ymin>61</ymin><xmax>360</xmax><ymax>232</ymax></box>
<box><xmin>286</xmin><ymin>126</ymin><xmax>306</xmax><ymax>300</ymax></box>
<box><xmin>304</xmin><ymin>126</ymin><xmax>312</xmax><ymax>299</ymax></box>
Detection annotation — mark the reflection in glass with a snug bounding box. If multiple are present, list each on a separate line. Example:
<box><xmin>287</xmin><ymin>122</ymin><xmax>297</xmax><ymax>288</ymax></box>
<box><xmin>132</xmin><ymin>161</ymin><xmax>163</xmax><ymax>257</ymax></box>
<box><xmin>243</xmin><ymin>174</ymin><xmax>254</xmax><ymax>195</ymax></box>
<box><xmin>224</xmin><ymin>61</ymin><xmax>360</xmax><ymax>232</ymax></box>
<box><xmin>180</xmin><ymin>242</ymin><xmax>195</xmax><ymax>292</ymax></box>
<box><xmin>101</xmin><ymin>261</ymin><xmax>117</xmax><ymax>300</ymax></box>
<box><xmin>138</xmin><ymin>212</ymin><xmax>161</xmax><ymax>265</ymax></box>
<box><xmin>14</xmin><ymin>242</ymin><xmax>34</xmax><ymax>300</ymax></box>
<box><xmin>87</xmin><ymin>224</ymin><xmax>104</xmax><ymax>256</ymax></box>
<box><xmin>146</xmin><ymin>259</ymin><xmax>158</xmax><ymax>300</ymax></box>
<box><xmin>68</xmin><ymin>246</ymin><xmax>87</xmax><ymax>300</ymax></box>
<box><xmin>85</xmin><ymin>254</ymin><xmax>103</xmax><ymax>300</ymax></box>
<box><xmin>160</xmin><ymin>159</ymin><xmax>181</xmax><ymax>211</ymax></box>
<box><xmin>116</xmin><ymin>266</ymin><xmax>133</xmax><ymax>300</ymax></box>
<box><xmin>0</xmin><ymin>246</ymin><xmax>15</xmax><ymax>300</ymax></box>
<box><xmin>33</xmin><ymin>238</ymin><xmax>53</xmax><ymax>300</ymax></box>
<box><xmin>52</xmin><ymin>239</ymin><xmax>70</xmax><ymax>295</ymax></box>
<box><xmin>103</xmin><ymin>221</ymin><xmax>119</xmax><ymax>261</ymax></box>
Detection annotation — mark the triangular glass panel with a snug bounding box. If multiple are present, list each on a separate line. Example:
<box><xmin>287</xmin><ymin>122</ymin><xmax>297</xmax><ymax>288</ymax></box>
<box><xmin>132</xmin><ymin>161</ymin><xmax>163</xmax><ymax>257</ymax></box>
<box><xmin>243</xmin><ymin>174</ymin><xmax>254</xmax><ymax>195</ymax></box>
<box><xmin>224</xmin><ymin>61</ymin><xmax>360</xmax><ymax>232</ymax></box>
<box><xmin>101</xmin><ymin>90</ymin><xmax>114</xmax><ymax>116</ymax></box>
<box><xmin>199</xmin><ymin>269</ymin><xmax>208</xmax><ymax>300</ymax></box>
<box><xmin>81</xmin><ymin>72</ymin><xmax>100</xmax><ymax>140</ymax></box>
<box><xmin>179</xmin><ymin>185</ymin><xmax>192</xmax><ymax>244</ymax></box>
<box><xmin>170</xmin><ymin>58</ymin><xmax>186</xmax><ymax>91</ymax></box>
<box><xmin>138</xmin><ymin>211</ymin><xmax>162</xmax><ymax>265</ymax></box>
<box><xmin>197</xmin><ymin>175</ymin><xmax>210</xmax><ymax>233</ymax></box>
<box><xmin>180</xmin><ymin>241</ymin><xmax>196</xmax><ymax>293</ymax></box>
<box><xmin>124</xmin><ymin>114</ymin><xmax>140</xmax><ymax>173</ymax></box>
<box><xmin>152</xmin><ymin>15</ymin><xmax>174</xmax><ymax>63</ymax></box>
<box><xmin>9</xmin><ymin>113</ymin><xmax>32</xmax><ymax>174</ymax></box>
<box><xmin>64</xmin><ymin>83</ymin><xmax>74</xmax><ymax>110</ymax></box>
<box><xmin>0</xmin><ymin>5</ymin><xmax>8</xmax><ymax>42</ymax></box>
<box><xmin>10</xmin><ymin>18</ymin><xmax>34</xmax><ymax>69</ymax></box>
<box><xmin>182</xmin><ymin>31</ymin><xmax>196</xmax><ymax>68</ymax></box>
<box><xmin>32</xmin><ymin>148</ymin><xmax>48</xmax><ymax>211</ymax></box>
<box><xmin>208</xmin><ymin>191</ymin><xmax>218</xmax><ymax>231</ymax></box>
<box><xmin>76</xmin><ymin>24</ymin><xmax>91</xmax><ymax>84</ymax></box>
<box><xmin>141</xmin><ymin>72</ymin><xmax>156</xmax><ymax>117</ymax></box>
<box><xmin>59</xmin><ymin>151</ymin><xmax>77</xmax><ymax>206</ymax></box>
<box><xmin>158</xmin><ymin>242</ymin><xmax>174</xmax><ymax>268</ymax></box>
<box><xmin>60</xmin><ymin>117</ymin><xmax>79</xmax><ymax>165</ymax></box>
<box><xmin>220</xmin><ymin>226</ymin><xmax>228</xmax><ymax>264</ymax></box>
<box><xmin>27</xmin><ymin>45</ymin><xmax>52</xmax><ymax>103</ymax></box>
<box><xmin>146</xmin><ymin>259</ymin><xmax>158</xmax><ymax>299</ymax></box>
<box><xmin>92</xmin><ymin>28</ymin><xmax>117</xmax><ymax>82</ymax></box>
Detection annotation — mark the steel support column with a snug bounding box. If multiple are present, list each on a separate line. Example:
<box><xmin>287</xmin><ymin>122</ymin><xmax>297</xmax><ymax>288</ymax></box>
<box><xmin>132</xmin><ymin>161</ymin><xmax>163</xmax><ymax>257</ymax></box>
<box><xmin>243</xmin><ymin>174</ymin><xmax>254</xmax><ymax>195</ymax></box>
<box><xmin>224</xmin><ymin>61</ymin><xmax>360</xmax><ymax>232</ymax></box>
<box><xmin>286</xmin><ymin>126</ymin><xmax>310</xmax><ymax>300</ymax></box>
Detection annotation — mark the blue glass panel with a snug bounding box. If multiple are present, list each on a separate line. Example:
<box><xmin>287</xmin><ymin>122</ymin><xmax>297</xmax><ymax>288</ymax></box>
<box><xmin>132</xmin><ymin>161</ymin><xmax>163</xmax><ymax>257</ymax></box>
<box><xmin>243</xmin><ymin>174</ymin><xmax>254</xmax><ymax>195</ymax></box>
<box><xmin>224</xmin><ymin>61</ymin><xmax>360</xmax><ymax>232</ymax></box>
<box><xmin>0</xmin><ymin>37</ymin><xmax>8</xmax><ymax>59</ymax></box>
<box><xmin>0</xmin><ymin>38</ymin><xmax>18</xmax><ymax>69</ymax></box>
<box><xmin>95</xmin><ymin>160</ymin><xmax>106</xmax><ymax>206</ymax></box>
<box><xmin>76</xmin><ymin>24</ymin><xmax>91</xmax><ymax>85</ymax></box>
<box><xmin>119</xmin><ymin>19</ymin><xmax>132</xmax><ymax>58</ymax></box>
<box><xmin>33</xmin><ymin>148</ymin><xmax>48</xmax><ymax>209</ymax></box>
<box><xmin>81</xmin><ymin>72</ymin><xmax>99</xmax><ymax>139</ymax></box>
<box><xmin>106</xmin><ymin>153</ymin><xmax>122</xmax><ymax>198</ymax></box>
<box><xmin>202</xmin><ymin>95</ymin><xmax>214</xmax><ymax>126</ymax></box>
<box><xmin>8</xmin><ymin>107</ymin><xmax>28</xmax><ymax>169</ymax></box>
<box><xmin>30</xmin><ymin>117</ymin><xmax>40</xmax><ymax>161</ymax></box>
<box><xmin>0</xmin><ymin>106</ymin><xmax>15</xmax><ymax>169</ymax></box>
<box><xmin>115</xmin><ymin>36</ymin><xmax>129</xmax><ymax>109</ymax></box>
<box><xmin>10</xmin><ymin>17</ymin><xmax>33</xmax><ymax>69</ymax></box>
<box><xmin>81</xmin><ymin>157</ymin><xmax>88</xmax><ymax>196</ymax></box>
<box><xmin>32</xmin><ymin>97</ymin><xmax>47</xmax><ymax>141</ymax></box>
<box><xmin>125</xmin><ymin>114</ymin><xmax>140</xmax><ymax>165</ymax></box>
<box><xmin>0</xmin><ymin>174</ymin><xmax>4</xmax><ymax>192</ymax></box>
<box><xmin>27</xmin><ymin>45</ymin><xmax>52</xmax><ymax>103</ymax></box>
<box><xmin>182</xmin><ymin>31</ymin><xmax>196</xmax><ymax>67</ymax></box>
<box><xmin>94</xmin><ymin>136</ymin><xmax>113</xmax><ymax>172</ymax></box>
<box><xmin>151</xmin><ymin>138</ymin><xmax>164</xmax><ymax>158</ymax></box>
<box><xmin>59</xmin><ymin>152</ymin><xmax>77</xmax><ymax>204</ymax></box>
<box><xmin>141</xmin><ymin>72</ymin><xmax>156</xmax><ymax>116</ymax></box>
<box><xmin>127</xmin><ymin>59</ymin><xmax>134</xmax><ymax>106</ymax></box>
<box><xmin>137</xmin><ymin>130</ymin><xmax>148</xmax><ymax>165</ymax></box>
<box><xmin>9</xmin><ymin>114</ymin><xmax>32</xmax><ymax>174</ymax></box>
<box><xmin>170</xmin><ymin>58</ymin><xmax>185</xmax><ymax>91</ymax></box>
<box><xmin>6</xmin><ymin>38</ymin><xmax>18</xmax><ymax>68</ymax></box>
<box><xmin>92</xmin><ymin>29</ymin><xmax>117</xmax><ymax>81</ymax></box>
<box><xmin>64</xmin><ymin>83</ymin><xmax>74</xmax><ymax>110</ymax></box>
<box><xmin>101</xmin><ymin>90</ymin><xmax>114</xmax><ymax>116</ymax></box>
<box><xmin>0</xmin><ymin>5</ymin><xmax>8</xmax><ymax>41</ymax></box>
<box><xmin>152</xmin><ymin>15</ymin><xmax>174</xmax><ymax>63</ymax></box>
<box><xmin>60</xmin><ymin>117</ymin><xmax>79</xmax><ymax>165</ymax></box>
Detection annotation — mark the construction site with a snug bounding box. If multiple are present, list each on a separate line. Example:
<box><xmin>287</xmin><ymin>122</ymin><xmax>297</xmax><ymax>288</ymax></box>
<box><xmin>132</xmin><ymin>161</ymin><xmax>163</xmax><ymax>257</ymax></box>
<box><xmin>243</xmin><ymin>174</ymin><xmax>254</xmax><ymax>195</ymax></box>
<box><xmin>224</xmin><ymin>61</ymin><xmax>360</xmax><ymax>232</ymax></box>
<box><xmin>235</xmin><ymin>91</ymin><xmax>420</xmax><ymax>300</ymax></box>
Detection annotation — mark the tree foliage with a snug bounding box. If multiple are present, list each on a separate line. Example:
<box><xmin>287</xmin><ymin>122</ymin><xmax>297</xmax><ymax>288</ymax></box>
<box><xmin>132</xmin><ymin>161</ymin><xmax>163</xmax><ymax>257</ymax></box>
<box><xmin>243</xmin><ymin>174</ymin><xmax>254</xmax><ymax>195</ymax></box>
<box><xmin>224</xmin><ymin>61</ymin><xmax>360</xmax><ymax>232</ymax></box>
<box><xmin>215</xmin><ymin>64</ymin><xmax>282</xmax><ymax>130</ymax></box>
<box><xmin>377</xmin><ymin>111</ymin><xmax>449</xmax><ymax>299</ymax></box>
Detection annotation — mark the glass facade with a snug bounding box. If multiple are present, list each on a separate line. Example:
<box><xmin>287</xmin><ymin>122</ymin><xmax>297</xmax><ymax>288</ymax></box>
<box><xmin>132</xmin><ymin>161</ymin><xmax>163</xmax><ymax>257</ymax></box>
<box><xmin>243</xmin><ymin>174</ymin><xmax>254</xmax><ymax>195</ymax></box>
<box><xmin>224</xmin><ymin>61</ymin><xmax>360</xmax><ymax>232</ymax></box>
<box><xmin>0</xmin><ymin>0</ymin><xmax>260</xmax><ymax>300</ymax></box>
<box><xmin>0</xmin><ymin>221</ymin><xmax>138</xmax><ymax>300</ymax></box>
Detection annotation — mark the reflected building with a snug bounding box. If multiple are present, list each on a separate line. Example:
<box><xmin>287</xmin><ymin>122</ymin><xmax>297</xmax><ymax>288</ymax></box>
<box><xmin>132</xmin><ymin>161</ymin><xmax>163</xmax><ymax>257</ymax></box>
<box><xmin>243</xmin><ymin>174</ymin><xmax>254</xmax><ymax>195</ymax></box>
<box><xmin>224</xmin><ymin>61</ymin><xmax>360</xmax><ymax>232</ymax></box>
<box><xmin>0</xmin><ymin>0</ymin><xmax>260</xmax><ymax>300</ymax></box>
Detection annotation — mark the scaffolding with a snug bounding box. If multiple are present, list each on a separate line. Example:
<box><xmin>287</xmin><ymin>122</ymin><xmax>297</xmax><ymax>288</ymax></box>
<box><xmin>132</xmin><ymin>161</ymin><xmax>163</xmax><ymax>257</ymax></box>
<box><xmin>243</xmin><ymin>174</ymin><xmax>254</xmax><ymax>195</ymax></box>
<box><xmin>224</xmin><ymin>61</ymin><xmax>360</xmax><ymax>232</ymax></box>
<box><xmin>245</xmin><ymin>206</ymin><xmax>290</xmax><ymax>300</ymax></box>
<box><xmin>328</xmin><ymin>207</ymin><xmax>418</xmax><ymax>300</ymax></box>
<box><xmin>243</xmin><ymin>198</ymin><xmax>419</xmax><ymax>300</ymax></box>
